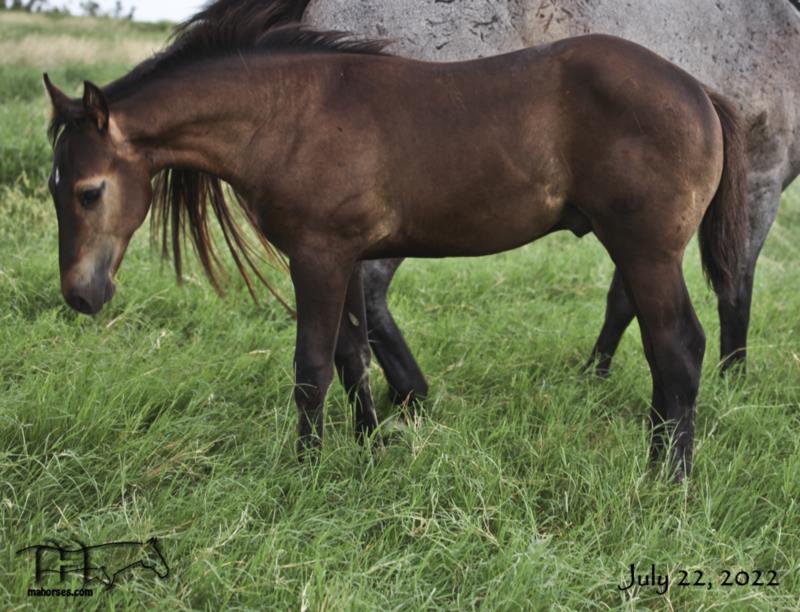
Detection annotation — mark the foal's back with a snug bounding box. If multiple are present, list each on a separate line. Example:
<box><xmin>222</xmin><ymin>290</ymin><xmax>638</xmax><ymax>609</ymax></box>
<box><xmin>332</xmin><ymin>34</ymin><xmax>723</xmax><ymax>260</ymax></box>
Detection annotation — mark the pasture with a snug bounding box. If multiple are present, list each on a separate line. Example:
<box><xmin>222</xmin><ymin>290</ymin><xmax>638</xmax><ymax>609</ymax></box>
<box><xmin>1</xmin><ymin>11</ymin><xmax>799</xmax><ymax>610</ymax></box>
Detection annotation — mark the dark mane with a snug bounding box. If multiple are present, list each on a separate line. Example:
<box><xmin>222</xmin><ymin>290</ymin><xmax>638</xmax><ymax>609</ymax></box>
<box><xmin>104</xmin><ymin>0</ymin><xmax>388</xmax><ymax>103</ymax></box>
<box><xmin>49</xmin><ymin>0</ymin><xmax>387</xmax><ymax>143</ymax></box>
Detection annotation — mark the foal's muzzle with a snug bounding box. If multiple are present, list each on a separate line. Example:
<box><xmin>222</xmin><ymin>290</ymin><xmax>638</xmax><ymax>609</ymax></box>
<box><xmin>63</xmin><ymin>275</ymin><xmax>116</xmax><ymax>316</ymax></box>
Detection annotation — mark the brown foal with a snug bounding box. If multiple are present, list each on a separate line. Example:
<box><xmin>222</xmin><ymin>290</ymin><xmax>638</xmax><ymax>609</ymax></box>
<box><xmin>43</xmin><ymin>0</ymin><xmax>746</xmax><ymax>480</ymax></box>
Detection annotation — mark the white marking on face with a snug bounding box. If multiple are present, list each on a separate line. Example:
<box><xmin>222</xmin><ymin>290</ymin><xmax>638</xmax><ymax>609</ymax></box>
<box><xmin>54</xmin><ymin>166</ymin><xmax>60</xmax><ymax>186</ymax></box>
<box><xmin>69</xmin><ymin>253</ymin><xmax>96</xmax><ymax>287</ymax></box>
<box><xmin>66</xmin><ymin>236</ymin><xmax>121</xmax><ymax>289</ymax></box>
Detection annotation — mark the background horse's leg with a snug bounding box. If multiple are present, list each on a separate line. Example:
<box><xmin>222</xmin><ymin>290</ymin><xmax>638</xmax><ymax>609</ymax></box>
<box><xmin>290</xmin><ymin>256</ymin><xmax>353</xmax><ymax>458</ymax></box>
<box><xmin>583</xmin><ymin>267</ymin><xmax>635</xmax><ymax>377</ymax></box>
<box><xmin>363</xmin><ymin>259</ymin><xmax>429</xmax><ymax>405</ymax></box>
<box><xmin>717</xmin><ymin>176</ymin><xmax>783</xmax><ymax>373</ymax></box>
<box><xmin>620</xmin><ymin>261</ymin><xmax>706</xmax><ymax>481</ymax></box>
<box><xmin>335</xmin><ymin>263</ymin><xmax>381</xmax><ymax>444</ymax></box>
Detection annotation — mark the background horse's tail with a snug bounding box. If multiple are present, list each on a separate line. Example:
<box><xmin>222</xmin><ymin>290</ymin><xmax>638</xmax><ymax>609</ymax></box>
<box><xmin>699</xmin><ymin>89</ymin><xmax>748</xmax><ymax>300</ymax></box>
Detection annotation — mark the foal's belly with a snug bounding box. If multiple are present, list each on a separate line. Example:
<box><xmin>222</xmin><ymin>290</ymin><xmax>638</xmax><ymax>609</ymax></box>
<box><xmin>371</xmin><ymin>190</ymin><xmax>567</xmax><ymax>259</ymax></box>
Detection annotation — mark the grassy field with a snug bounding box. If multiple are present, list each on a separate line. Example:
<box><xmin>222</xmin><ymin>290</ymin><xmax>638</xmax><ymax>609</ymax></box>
<box><xmin>1</xmin><ymin>11</ymin><xmax>799</xmax><ymax>611</ymax></box>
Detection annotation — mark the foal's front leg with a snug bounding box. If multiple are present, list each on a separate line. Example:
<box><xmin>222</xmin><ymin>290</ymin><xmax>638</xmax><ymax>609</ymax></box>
<box><xmin>362</xmin><ymin>259</ymin><xmax>429</xmax><ymax>405</ymax></box>
<box><xmin>334</xmin><ymin>263</ymin><xmax>380</xmax><ymax>444</ymax></box>
<box><xmin>290</xmin><ymin>255</ymin><xmax>353</xmax><ymax>458</ymax></box>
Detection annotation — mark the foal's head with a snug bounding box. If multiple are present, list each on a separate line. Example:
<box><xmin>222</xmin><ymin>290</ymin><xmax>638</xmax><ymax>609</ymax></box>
<box><xmin>44</xmin><ymin>76</ymin><xmax>152</xmax><ymax>315</ymax></box>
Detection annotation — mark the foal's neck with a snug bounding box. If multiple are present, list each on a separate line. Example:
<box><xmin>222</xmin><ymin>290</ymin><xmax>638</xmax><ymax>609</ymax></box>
<box><xmin>111</xmin><ymin>58</ymin><xmax>310</xmax><ymax>191</ymax></box>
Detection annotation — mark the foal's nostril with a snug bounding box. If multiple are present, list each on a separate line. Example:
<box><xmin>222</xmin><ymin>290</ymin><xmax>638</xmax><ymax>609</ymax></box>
<box><xmin>103</xmin><ymin>281</ymin><xmax>116</xmax><ymax>304</ymax></box>
<box><xmin>65</xmin><ymin>291</ymin><xmax>96</xmax><ymax>315</ymax></box>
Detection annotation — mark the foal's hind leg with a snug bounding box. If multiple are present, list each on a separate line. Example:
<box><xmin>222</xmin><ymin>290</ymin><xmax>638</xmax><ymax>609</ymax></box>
<box><xmin>335</xmin><ymin>263</ymin><xmax>381</xmax><ymax>444</ymax></box>
<box><xmin>619</xmin><ymin>261</ymin><xmax>706</xmax><ymax>481</ymax></box>
<box><xmin>583</xmin><ymin>267</ymin><xmax>635</xmax><ymax>377</ymax></box>
<box><xmin>363</xmin><ymin>259</ymin><xmax>429</xmax><ymax>405</ymax></box>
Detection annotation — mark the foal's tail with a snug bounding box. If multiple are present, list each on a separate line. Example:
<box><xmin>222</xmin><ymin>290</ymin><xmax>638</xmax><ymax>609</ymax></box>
<box><xmin>699</xmin><ymin>89</ymin><xmax>748</xmax><ymax>300</ymax></box>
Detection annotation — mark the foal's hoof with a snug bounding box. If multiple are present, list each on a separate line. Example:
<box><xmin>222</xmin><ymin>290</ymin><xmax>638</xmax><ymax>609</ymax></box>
<box><xmin>649</xmin><ymin>451</ymin><xmax>691</xmax><ymax>484</ymax></box>
<box><xmin>669</xmin><ymin>460</ymin><xmax>691</xmax><ymax>484</ymax></box>
<box><xmin>719</xmin><ymin>352</ymin><xmax>746</xmax><ymax>377</ymax></box>
<box><xmin>356</xmin><ymin>425</ymin><xmax>385</xmax><ymax>455</ymax></box>
<box><xmin>389</xmin><ymin>388</ymin><xmax>427</xmax><ymax>407</ymax></box>
<box><xmin>296</xmin><ymin>436</ymin><xmax>322</xmax><ymax>464</ymax></box>
<box><xmin>580</xmin><ymin>354</ymin><xmax>612</xmax><ymax>379</ymax></box>
<box><xmin>371</xmin><ymin>434</ymin><xmax>386</xmax><ymax>458</ymax></box>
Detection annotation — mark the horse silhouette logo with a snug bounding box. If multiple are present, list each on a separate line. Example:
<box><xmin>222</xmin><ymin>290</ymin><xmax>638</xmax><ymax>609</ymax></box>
<box><xmin>16</xmin><ymin>537</ymin><xmax>169</xmax><ymax>589</ymax></box>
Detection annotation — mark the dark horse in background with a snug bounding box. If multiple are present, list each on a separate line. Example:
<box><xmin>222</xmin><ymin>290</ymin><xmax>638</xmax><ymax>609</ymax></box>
<box><xmin>43</xmin><ymin>0</ymin><xmax>747</xmax><ymax>480</ymax></box>
<box><xmin>303</xmin><ymin>0</ymin><xmax>800</xmax><ymax>400</ymax></box>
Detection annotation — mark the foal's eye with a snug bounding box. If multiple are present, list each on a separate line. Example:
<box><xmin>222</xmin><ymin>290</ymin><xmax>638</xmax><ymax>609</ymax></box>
<box><xmin>79</xmin><ymin>186</ymin><xmax>103</xmax><ymax>208</ymax></box>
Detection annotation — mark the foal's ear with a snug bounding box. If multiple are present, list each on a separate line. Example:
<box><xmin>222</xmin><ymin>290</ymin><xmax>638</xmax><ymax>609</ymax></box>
<box><xmin>43</xmin><ymin>73</ymin><xmax>73</xmax><ymax>116</ymax></box>
<box><xmin>82</xmin><ymin>80</ymin><xmax>109</xmax><ymax>132</ymax></box>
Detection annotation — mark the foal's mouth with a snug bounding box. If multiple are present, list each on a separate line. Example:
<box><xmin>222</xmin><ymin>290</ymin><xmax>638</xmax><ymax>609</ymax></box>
<box><xmin>64</xmin><ymin>277</ymin><xmax>115</xmax><ymax>315</ymax></box>
<box><xmin>63</xmin><ymin>253</ymin><xmax>119</xmax><ymax>315</ymax></box>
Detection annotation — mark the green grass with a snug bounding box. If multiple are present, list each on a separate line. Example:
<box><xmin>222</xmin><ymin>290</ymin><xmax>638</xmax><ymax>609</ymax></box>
<box><xmin>1</xmin><ymin>11</ymin><xmax>799</xmax><ymax>611</ymax></box>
